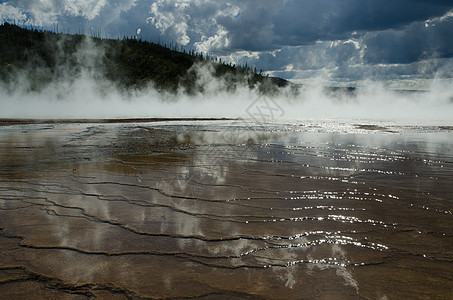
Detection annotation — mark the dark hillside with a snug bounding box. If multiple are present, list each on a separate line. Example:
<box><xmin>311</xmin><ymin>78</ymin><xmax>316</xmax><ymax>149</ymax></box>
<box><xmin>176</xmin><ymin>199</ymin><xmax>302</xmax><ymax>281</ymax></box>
<box><xmin>0</xmin><ymin>23</ymin><xmax>290</xmax><ymax>94</ymax></box>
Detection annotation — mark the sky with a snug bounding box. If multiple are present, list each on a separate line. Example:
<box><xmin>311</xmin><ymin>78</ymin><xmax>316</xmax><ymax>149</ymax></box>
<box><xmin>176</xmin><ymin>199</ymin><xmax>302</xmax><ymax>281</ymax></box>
<box><xmin>1</xmin><ymin>0</ymin><xmax>453</xmax><ymax>89</ymax></box>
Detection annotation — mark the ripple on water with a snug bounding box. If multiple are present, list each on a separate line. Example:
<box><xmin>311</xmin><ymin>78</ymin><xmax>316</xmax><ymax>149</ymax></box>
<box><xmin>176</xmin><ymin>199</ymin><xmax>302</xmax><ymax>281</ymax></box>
<box><xmin>0</xmin><ymin>121</ymin><xmax>452</xmax><ymax>299</ymax></box>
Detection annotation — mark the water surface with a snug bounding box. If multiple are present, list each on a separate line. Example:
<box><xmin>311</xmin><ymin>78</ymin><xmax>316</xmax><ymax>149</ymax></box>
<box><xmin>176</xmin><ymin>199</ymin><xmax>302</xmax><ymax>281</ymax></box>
<box><xmin>0</xmin><ymin>120</ymin><xmax>452</xmax><ymax>299</ymax></box>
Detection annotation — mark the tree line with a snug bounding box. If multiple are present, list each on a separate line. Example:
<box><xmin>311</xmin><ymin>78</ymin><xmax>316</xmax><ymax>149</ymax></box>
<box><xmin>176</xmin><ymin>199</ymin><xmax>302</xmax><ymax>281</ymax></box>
<box><xmin>0</xmin><ymin>23</ymin><xmax>289</xmax><ymax>94</ymax></box>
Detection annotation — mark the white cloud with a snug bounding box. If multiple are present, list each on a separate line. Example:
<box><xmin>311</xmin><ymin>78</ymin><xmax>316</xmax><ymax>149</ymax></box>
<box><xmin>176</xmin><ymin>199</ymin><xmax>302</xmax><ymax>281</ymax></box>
<box><xmin>61</xmin><ymin>0</ymin><xmax>108</xmax><ymax>20</ymax></box>
<box><xmin>0</xmin><ymin>0</ymin><xmax>109</xmax><ymax>26</ymax></box>
<box><xmin>284</xmin><ymin>64</ymin><xmax>294</xmax><ymax>71</ymax></box>
<box><xmin>0</xmin><ymin>3</ymin><xmax>27</xmax><ymax>24</ymax></box>
<box><xmin>147</xmin><ymin>0</ymin><xmax>240</xmax><ymax>49</ymax></box>
<box><xmin>193</xmin><ymin>27</ymin><xmax>230</xmax><ymax>53</ymax></box>
<box><xmin>438</xmin><ymin>9</ymin><xmax>453</xmax><ymax>22</ymax></box>
<box><xmin>91</xmin><ymin>0</ymin><xmax>137</xmax><ymax>26</ymax></box>
<box><xmin>147</xmin><ymin>0</ymin><xmax>192</xmax><ymax>45</ymax></box>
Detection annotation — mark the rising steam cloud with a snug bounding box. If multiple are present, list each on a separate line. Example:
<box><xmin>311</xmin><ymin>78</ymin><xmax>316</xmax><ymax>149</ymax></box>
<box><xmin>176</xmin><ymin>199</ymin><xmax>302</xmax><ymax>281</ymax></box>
<box><xmin>0</xmin><ymin>35</ymin><xmax>452</xmax><ymax>123</ymax></box>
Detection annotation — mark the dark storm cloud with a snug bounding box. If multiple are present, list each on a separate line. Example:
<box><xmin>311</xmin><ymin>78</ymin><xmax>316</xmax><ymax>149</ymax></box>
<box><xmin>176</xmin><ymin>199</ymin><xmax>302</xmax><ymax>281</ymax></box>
<box><xmin>221</xmin><ymin>0</ymin><xmax>452</xmax><ymax>50</ymax></box>
<box><xmin>2</xmin><ymin>0</ymin><xmax>452</xmax><ymax>53</ymax></box>
<box><xmin>364</xmin><ymin>14</ymin><xmax>453</xmax><ymax>64</ymax></box>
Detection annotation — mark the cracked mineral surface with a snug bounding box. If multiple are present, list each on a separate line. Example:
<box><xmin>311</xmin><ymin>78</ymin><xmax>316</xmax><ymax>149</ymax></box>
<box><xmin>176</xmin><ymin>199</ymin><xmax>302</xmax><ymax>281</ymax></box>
<box><xmin>0</xmin><ymin>120</ymin><xmax>452</xmax><ymax>299</ymax></box>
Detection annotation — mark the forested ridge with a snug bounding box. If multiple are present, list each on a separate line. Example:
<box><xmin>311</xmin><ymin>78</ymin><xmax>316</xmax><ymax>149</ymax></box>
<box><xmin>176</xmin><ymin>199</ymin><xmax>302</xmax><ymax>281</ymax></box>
<box><xmin>0</xmin><ymin>23</ymin><xmax>290</xmax><ymax>94</ymax></box>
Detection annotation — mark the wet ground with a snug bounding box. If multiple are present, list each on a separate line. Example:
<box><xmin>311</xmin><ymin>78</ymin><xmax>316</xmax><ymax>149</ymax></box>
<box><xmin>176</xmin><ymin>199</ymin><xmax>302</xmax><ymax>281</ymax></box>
<box><xmin>0</xmin><ymin>120</ymin><xmax>452</xmax><ymax>299</ymax></box>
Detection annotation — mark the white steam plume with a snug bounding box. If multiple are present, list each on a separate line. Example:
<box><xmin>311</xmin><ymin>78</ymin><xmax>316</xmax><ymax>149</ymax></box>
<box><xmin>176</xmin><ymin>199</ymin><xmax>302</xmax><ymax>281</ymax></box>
<box><xmin>0</xmin><ymin>37</ymin><xmax>452</xmax><ymax>123</ymax></box>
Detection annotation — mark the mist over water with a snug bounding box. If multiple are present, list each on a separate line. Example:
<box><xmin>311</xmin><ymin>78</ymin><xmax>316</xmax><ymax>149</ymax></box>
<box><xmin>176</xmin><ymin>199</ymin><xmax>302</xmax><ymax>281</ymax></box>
<box><xmin>1</xmin><ymin>71</ymin><xmax>452</xmax><ymax>123</ymax></box>
<box><xmin>0</xmin><ymin>35</ymin><xmax>452</xmax><ymax>123</ymax></box>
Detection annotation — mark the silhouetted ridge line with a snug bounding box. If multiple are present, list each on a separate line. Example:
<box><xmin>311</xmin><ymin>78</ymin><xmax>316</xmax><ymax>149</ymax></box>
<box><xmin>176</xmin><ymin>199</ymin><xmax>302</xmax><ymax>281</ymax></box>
<box><xmin>0</xmin><ymin>23</ymin><xmax>291</xmax><ymax>95</ymax></box>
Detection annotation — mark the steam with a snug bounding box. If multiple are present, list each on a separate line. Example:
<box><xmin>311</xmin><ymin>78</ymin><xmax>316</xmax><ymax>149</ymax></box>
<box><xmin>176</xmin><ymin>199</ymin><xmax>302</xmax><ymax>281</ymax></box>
<box><xmin>1</xmin><ymin>36</ymin><xmax>452</xmax><ymax>123</ymax></box>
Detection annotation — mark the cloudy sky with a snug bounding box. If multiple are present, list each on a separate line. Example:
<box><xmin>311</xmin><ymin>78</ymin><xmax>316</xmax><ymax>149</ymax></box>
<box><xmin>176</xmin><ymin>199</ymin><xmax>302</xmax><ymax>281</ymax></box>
<box><xmin>1</xmin><ymin>0</ymin><xmax>453</xmax><ymax>88</ymax></box>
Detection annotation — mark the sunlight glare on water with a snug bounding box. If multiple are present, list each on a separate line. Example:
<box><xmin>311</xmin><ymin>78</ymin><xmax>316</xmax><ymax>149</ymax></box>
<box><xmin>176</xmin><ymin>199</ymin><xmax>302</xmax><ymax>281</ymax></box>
<box><xmin>0</xmin><ymin>119</ymin><xmax>452</xmax><ymax>299</ymax></box>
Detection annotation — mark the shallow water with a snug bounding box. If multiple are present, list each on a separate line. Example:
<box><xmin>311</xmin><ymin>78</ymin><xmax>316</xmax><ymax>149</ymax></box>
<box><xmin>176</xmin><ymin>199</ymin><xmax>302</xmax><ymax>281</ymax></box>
<box><xmin>0</xmin><ymin>120</ymin><xmax>452</xmax><ymax>299</ymax></box>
